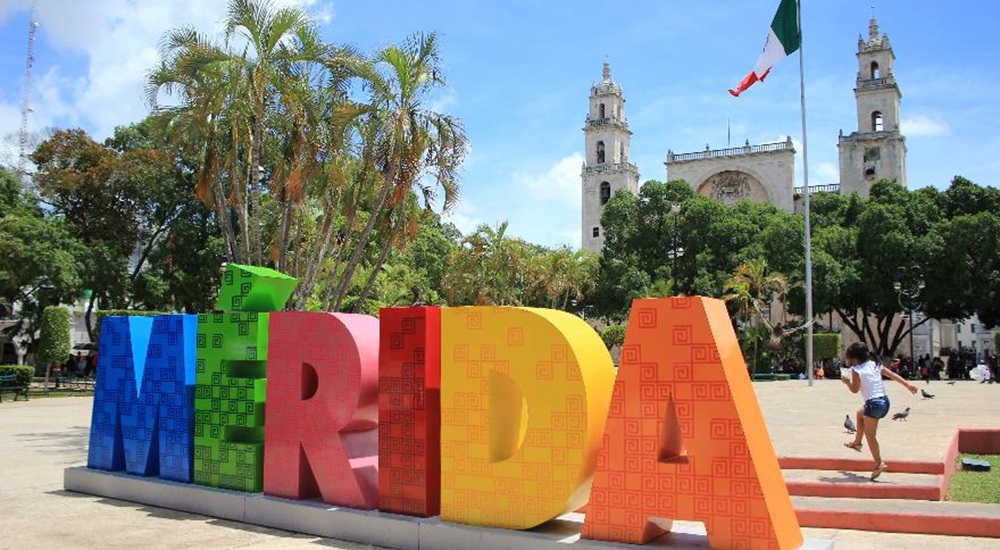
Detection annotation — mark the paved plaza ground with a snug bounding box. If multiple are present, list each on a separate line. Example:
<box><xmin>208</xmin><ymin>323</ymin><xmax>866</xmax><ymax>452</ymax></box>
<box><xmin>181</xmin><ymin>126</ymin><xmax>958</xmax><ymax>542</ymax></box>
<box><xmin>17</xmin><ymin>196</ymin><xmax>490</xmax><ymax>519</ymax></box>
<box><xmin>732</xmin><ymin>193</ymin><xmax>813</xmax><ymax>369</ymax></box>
<box><xmin>1</xmin><ymin>379</ymin><xmax>998</xmax><ymax>549</ymax></box>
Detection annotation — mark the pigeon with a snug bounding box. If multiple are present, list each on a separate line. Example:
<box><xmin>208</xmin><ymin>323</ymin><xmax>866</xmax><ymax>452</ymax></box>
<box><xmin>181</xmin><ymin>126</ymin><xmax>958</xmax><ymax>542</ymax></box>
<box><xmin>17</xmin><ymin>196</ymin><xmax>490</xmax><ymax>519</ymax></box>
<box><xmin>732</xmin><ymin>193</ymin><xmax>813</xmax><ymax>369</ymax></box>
<box><xmin>947</xmin><ymin>381</ymin><xmax>956</xmax><ymax>385</ymax></box>
<box><xmin>844</xmin><ymin>414</ymin><xmax>857</xmax><ymax>434</ymax></box>
<box><xmin>892</xmin><ymin>407</ymin><xmax>911</xmax><ymax>421</ymax></box>
<box><xmin>921</xmin><ymin>389</ymin><xmax>935</xmax><ymax>399</ymax></box>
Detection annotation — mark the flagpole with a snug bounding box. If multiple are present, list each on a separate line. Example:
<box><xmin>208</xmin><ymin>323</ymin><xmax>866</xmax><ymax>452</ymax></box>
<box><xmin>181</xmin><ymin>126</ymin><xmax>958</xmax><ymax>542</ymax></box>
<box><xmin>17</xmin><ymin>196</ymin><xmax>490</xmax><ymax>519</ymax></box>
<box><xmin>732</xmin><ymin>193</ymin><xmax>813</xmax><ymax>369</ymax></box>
<box><xmin>796</xmin><ymin>0</ymin><xmax>815</xmax><ymax>387</ymax></box>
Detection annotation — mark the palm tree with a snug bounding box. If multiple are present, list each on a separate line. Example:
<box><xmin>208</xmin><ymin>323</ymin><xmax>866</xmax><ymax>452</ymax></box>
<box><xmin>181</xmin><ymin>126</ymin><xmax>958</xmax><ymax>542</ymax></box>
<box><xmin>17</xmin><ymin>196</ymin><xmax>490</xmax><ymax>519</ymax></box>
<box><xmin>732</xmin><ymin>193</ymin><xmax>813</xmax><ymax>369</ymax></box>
<box><xmin>223</xmin><ymin>0</ymin><xmax>342</xmax><ymax>265</ymax></box>
<box><xmin>351</xmin><ymin>190</ymin><xmax>423</xmax><ymax>312</ymax></box>
<box><xmin>723</xmin><ymin>259</ymin><xmax>789</xmax><ymax>375</ymax></box>
<box><xmin>326</xmin><ymin>32</ymin><xmax>468</xmax><ymax>310</ymax></box>
<box><xmin>146</xmin><ymin>26</ymin><xmax>245</xmax><ymax>261</ymax></box>
<box><xmin>148</xmin><ymin>0</ymin><xmax>349</xmax><ymax>268</ymax></box>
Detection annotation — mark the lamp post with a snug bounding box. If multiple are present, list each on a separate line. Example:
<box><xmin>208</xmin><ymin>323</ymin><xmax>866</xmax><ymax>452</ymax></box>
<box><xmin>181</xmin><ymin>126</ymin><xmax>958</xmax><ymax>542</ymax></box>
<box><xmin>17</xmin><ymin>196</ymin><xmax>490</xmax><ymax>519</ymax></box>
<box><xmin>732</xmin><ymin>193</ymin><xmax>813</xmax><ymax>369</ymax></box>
<box><xmin>667</xmin><ymin>204</ymin><xmax>683</xmax><ymax>293</ymax></box>
<box><xmin>894</xmin><ymin>269</ymin><xmax>925</xmax><ymax>371</ymax></box>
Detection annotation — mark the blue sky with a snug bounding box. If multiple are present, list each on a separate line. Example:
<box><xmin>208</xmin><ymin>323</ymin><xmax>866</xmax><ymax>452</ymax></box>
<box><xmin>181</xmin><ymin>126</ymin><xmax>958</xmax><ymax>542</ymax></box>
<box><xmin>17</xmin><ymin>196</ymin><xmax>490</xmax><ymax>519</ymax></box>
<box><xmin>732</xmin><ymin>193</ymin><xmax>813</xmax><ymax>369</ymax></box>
<box><xmin>1</xmin><ymin>0</ymin><xmax>998</xmax><ymax>249</ymax></box>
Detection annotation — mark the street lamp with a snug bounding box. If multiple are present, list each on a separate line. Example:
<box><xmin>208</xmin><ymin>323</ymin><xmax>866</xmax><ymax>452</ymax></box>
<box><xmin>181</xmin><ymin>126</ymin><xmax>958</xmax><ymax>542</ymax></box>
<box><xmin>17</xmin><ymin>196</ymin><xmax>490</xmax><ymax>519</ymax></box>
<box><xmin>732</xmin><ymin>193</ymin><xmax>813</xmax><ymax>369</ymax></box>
<box><xmin>894</xmin><ymin>269</ymin><xmax>926</xmax><ymax>371</ymax></box>
<box><xmin>667</xmin><ymin>204</ymin><xmax>684</xmax><ymax>293</ymax></box>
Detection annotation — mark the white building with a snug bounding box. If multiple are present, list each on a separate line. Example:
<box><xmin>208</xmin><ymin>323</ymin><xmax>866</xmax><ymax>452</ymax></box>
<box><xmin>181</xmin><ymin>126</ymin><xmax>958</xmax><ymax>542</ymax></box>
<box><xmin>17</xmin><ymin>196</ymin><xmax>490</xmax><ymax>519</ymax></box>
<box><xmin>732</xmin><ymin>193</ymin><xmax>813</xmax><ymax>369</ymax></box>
<box><xmin>580</xmin><ymin>16</ymin><xmax>906</xmax><ymax>252</ymax></box>
<box><xmin>580</xmin><ymin>62</ymin><xmax>640</xmax><ymax>252</ymax></box>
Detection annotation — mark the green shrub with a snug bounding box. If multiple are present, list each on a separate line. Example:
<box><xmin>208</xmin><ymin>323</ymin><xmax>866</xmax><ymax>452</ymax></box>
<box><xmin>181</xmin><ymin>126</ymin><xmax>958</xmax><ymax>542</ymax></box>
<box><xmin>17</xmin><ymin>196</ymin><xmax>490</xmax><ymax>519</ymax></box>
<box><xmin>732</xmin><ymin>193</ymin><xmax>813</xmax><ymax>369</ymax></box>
<box><xmin>813</xmin><ymin>333</ymin><xmax>841</xmax><ymax>361</ymax></box>
<box><xmin>39</xmin><ymin>306</ymin><xmax>71</xmax><ymax>367</ymax></box>
<box><xmin>93</xmin><ymin>309</ymin><xmax>168</xmax><ymax>341</ymax></box>
<box><xmin>601</xmin><ymin>325</ymin><xmax>627</xmax><ymax>350</ymax></box>
<box><xmin>0</xmin><ymin>365</ymin><xmax>35</xmax><ymax>386</ymax></box>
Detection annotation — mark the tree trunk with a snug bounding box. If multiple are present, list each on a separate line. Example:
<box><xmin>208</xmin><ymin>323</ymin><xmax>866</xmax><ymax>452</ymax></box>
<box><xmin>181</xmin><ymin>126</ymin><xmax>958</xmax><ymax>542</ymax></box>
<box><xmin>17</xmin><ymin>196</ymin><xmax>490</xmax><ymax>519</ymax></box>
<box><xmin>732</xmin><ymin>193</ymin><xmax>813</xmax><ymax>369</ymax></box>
<box><xmin>126</xmin><ymin>214</ymin><xmax>180</xmax><ymax>308</ymax></box>
<box><xmin>84</xmin><ymin>293</ymin><xmax>97</xmax><ymax>344</ymax></box>
<box><xmin>753</xmin><ymin>318</ymin><xmax>759</xmax><ymax>378</ymax></box>
<box><xmin>295</xmin><ymin>206</ymin><xmax>338</xmax><ymax>310</ymax></box>
<box><xmin>353</xmin><ymin>232</ymin><xmax>394</xmax><ymax>313</ymax></box>
<box><xmin>232</xmin><ymin>125</ymin><xmax>250</xmax><ymax>264</ymax></box>
<box><xmin>250</xmin><ymin>114</ymin><xmax>265</xmax><ymax>266</ymax></box>
<box><xmin>290</xmin><ymin>207</ymin><xmax>305</xmax><ymax>278</ymax></box>
<box><xmin>277</xmin><ymin>186</ymin><xmax>292</xmax><ymax>272</ymax></box>
<box><xmin>211</xmin><ymin>174</ymin><xmax>237</xmax><ymax>261</ymax></box>
<box><xmin>320</xmin><ymin>201</ymin><xmax>359</xmax><ymax>310</ymax></box>
<box><xmin>331</xmin><ymin>169</ymin><xmax>397</xmax><ymax>311</ymax></box>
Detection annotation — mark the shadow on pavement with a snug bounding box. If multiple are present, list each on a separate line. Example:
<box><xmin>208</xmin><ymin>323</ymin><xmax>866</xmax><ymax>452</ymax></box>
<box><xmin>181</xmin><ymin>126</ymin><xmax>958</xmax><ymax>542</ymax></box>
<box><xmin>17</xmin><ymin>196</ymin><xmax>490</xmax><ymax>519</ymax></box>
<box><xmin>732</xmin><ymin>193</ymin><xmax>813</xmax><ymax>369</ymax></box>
<box><xmin>818</xmin><ymin>471</ymin><xmax>884</xmax><ymax>483</ymax></box>
<box><xmin>15</xmin><ymin>426</ymin><xmax>90</xmax><ymax>465</ymax></box>
<box><xmin>53</xmin><ymin>489</ymin><xmax>386</xmax><ymax>549</ymax></box>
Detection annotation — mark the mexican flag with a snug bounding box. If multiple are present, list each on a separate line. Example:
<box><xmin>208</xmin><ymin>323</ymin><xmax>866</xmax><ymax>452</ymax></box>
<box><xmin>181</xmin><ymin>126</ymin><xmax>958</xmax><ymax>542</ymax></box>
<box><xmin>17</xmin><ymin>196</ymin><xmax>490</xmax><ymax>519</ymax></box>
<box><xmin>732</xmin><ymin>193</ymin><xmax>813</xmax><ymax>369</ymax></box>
<box><xmin>729</xmin><ymin>0</ymin><xmax>801</xmax><ymax>97</ymax></box>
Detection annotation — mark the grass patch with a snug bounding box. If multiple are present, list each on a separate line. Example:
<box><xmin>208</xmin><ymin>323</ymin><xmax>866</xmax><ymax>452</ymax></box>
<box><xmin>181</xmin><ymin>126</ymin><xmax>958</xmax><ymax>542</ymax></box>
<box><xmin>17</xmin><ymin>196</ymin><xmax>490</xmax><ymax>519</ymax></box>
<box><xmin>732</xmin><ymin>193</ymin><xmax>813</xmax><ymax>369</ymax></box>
<box><xmin>946</xmin><ymin>454</ymin><xmax>1000</xmax><ymax>504</ymax></box>
<box><xmin>26</xmin><ymin>388</ymin><xmax>94</xmax><ymax>398</ymax></box>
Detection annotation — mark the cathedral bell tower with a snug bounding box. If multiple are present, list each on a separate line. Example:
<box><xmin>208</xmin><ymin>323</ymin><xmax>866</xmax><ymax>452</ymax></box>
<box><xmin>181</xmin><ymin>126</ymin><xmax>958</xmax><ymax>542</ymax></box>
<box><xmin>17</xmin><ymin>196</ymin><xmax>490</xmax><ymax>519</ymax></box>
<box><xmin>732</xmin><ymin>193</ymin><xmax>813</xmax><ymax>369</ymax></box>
<box><xmin>838</xmin><ymin>16</ymin><xmax>907</xmax><ymax>197</ymax></box>
<box><xmin>581</xmin><ymin>61</ymin><xmax>639</xmax><ymax>252</ymax></box>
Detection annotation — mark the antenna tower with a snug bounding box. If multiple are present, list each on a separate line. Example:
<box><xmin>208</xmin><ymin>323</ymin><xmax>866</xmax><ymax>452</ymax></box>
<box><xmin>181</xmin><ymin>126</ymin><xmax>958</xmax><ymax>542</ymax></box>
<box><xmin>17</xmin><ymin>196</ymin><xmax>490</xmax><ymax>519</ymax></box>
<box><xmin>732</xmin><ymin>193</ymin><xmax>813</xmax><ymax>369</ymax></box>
<box><xmin>18</xmin><ymin>0</ymin><xmax>39</xmax><ymax>180</ymax></box>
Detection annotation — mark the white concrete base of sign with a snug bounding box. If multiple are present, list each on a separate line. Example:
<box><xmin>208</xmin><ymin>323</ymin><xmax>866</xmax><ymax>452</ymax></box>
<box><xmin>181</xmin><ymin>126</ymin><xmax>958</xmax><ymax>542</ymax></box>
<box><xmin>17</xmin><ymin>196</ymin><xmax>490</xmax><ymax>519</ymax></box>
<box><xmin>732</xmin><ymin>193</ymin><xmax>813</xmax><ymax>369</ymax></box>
<box><xmin>65</xmin><ymin>467</ymin><xmax>834</xmax><ymax>550</ymax></box>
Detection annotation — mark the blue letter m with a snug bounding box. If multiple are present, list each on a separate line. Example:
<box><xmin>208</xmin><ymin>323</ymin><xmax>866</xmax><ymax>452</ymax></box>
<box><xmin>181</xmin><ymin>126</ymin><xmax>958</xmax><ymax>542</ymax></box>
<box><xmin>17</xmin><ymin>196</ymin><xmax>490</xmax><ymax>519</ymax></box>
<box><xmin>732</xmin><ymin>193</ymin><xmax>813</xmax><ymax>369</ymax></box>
<box><xmin>87</xmin><ymin>315</ymin><xmax>197</xmax><ymax>482</ymax></box>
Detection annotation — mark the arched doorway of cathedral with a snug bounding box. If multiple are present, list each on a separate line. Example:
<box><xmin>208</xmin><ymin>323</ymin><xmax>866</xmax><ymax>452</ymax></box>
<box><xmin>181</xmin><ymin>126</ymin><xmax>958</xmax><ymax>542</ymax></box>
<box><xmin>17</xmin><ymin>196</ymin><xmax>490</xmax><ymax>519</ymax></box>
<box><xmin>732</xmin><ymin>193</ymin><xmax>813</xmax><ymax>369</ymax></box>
<box><xmin>695</xmin><ymin>170</ymin><xmax>772</xmax><ymax>206</ymax></box>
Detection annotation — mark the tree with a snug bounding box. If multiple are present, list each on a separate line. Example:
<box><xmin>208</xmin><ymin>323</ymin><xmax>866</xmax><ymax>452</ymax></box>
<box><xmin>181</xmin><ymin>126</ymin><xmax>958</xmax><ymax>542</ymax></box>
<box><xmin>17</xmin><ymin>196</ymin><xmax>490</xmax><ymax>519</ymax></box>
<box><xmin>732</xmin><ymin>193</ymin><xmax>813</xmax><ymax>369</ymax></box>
<box><xmin>147</xmin><ymin>8</ymin><xmax>467</xmax><ymax>312</ymax></box>
<box><xmin>325</xmin><ymin>32</ymin><xmax>468</xmax><ymax>311</ymax></box>
<box><xmin>147</xmin><ymin>0</ymin><xmax>357</xmax><ymax>269</ymax></box>
<box><xmin>442</xmin><ymin>221</ymin><xmax>522</xmax><ymax>306</ymax></box>
<box><xmin>722</xmin><ymin>259</ymin><xmax>788</xmax><ymax>374</ymax></box>
<box><xmin>30</xmin><ymin>126</ymin><xmax>210</xmax><ymax>338</ymax></box>
<box><xmin>39</xmin><ymin>305</ymin><xmax>70</xmax><ymax>387</ymax></box>
<box><xmin>0</xmin><ymin>167</ymin><xmax>83</xmax><ymax>357</ymax></box>
<box><xmin>594</xmin><ymin>179</ymin><xmax>802</xmax><ymax>322</ymax></box>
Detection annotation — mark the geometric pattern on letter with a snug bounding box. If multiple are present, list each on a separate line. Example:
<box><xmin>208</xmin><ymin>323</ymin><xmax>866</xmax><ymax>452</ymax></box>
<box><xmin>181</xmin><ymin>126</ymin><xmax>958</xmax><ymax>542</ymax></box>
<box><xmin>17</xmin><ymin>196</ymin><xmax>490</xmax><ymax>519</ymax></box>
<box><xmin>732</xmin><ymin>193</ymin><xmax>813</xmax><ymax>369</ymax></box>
<box><xmin>122</xmin><ymin>314</ymin><xmax>198</xmax><ymax>482</ymax></box>
<box><xmin>378</xmin><ymin>307</ymin><xmax>441</xmax><ymax>517</ymax></box>
<box><xmin>264</xmin><ymin>311</ymin><xmax>380</xmax><ymax>509</ymax></box>
<box><xmin>87</xmin><ymin>313</ymin><xmax>195</xmax><ymax>482</ymax></box>
<box><xmin>441</xmin><ymin>307</ymin><xmax>616</xmax><ymax>530</ymax></box>
<box><xmin>214</xmin><ymin>263</ymin><xmax>298</xmax><ymax>313</ymax></box>
<box><xmin>87</xmin><ymin>316</ymin><xmax>153</xmax><ymax>474</ymax></box>
<box><xmin>193</xmin><ymin>312</ymin><xmax>269</xmax><ymax>492</ymax></box>
<box><xmin>581</xmin><ymin>297</ymin><xmax>803</xmax><ymax>549</ymax></box>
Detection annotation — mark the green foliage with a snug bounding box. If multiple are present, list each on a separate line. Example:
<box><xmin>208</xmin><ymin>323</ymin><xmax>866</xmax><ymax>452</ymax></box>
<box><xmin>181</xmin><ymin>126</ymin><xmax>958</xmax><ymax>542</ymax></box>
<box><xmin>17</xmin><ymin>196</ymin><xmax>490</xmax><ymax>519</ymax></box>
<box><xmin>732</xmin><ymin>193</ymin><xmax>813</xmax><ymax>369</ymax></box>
<box><xmin>29</xmin><ymin>125</ymin><xmax>215</xmax><ymax>340</ymax></box>
<box><xmin>94</xmin><ymin>309</ymin><xmax>168</xmax><ymax>341</ymax></box>
<box><xmin>38</xmin><ymin>306</ymin><xmax>70</xmax><ymax>367</ymax></box>
<box><xmin>0</xmin><ymin>365</ymin><xmax>35</xmax><ymax>386</ymax></box>
<box><xmin>946</xmin><ymin>454</ymin><xmax>1000</xmax><ymax>504</ymax></box>
<box><xmin>813</xmin><ymin>333</ymin><xmax>842</xmax><ymax>360</ymax></box>
<box><xmin>595</xmin><ymin>179</ymin><xmax>803</xmax><ymax>322</ymax></box>
<box><xmin>593</xmin><ymin>174</ymin><xmax>1000</xmax><ymax>359</ymax></box>
<box><xmin>440</xmin><ymin>221</ymin><xmax>596</xmax><ymax>311</ymax></box>
<box><xmin>0</xmin><ymin>166</ymin><xmax>84</xmax><ymax>338</ymax></box>
<box><xmin>600</xmin><ymin>325</ymin><xmax>626</xmax><ymax>350</ymax></box>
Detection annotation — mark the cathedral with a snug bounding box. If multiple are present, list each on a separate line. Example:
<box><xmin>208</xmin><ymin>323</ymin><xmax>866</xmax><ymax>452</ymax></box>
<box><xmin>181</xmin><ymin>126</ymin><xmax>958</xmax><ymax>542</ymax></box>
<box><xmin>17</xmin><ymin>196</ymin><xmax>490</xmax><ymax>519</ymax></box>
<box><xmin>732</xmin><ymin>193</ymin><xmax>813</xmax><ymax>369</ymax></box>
<box><xmin>581</xmin><ymin>16</ymin><xmax>907</xmax><ymax>252</ymax></box>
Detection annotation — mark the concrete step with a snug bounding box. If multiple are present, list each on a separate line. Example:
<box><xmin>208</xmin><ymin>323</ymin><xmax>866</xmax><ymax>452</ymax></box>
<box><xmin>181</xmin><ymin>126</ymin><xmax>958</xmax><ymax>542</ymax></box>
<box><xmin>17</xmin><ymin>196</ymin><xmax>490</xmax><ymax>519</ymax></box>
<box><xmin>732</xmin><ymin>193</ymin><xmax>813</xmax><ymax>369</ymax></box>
<box><xmin>779</xmin><ymin>456</ymin><xmax>943</xmax><ymax>475</ymax></box>
<box><xmin>782</xmin><ymin>468</ymin><xmax>943</xmax><ymax>500</ymax></box>
<box><xmin>793</xmin><ymin>495</ymin><xmax>1000</xmax><ymax>538</ymax></box>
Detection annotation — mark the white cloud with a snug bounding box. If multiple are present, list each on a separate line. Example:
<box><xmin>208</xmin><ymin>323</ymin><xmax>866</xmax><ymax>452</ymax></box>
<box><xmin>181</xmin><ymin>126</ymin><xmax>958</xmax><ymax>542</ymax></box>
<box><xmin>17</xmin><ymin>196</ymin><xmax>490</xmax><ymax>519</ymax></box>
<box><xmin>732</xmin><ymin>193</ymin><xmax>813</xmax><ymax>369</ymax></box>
<box><xmin>3</xmin><ymin>0</ymin><xmax>335</xmax><ymax>141</ymax></box>
<box><xmin>814</xmin><ymin>161</ymin><xmax>839</xmax><ymax>185</ymax></box>
<box><xmin>901</xmin><ymin>115</ymin><xmax>950</xmax><ymax>137</ymax></box>
<box><xmin>427</xmin><ymin>88</ymin><xmax>458</xmax><ymax>116</ymax></box>
<box><xmin>560</xmin><ymin>229</ymin><xmax>581</xmax><ymax>249</ymax></box>
<box><xmin>514</xmin><ymin>152</ymin><xmax>584</xmax><ymax>208</ymax></box>
<box><xmin>442</xmin><ymin>199</ymin><xmax>482</xmax><ymax>236</ymax></box>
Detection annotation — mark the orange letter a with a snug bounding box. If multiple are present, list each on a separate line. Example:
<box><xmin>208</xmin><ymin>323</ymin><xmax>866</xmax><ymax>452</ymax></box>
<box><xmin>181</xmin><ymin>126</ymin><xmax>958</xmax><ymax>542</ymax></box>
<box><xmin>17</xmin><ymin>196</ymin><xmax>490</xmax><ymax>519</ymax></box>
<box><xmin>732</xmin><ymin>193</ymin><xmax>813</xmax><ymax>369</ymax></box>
<box><xmin>582</xmin><ymin>297</ymin><xmax>802</xmax><ymax>549</ymax></box>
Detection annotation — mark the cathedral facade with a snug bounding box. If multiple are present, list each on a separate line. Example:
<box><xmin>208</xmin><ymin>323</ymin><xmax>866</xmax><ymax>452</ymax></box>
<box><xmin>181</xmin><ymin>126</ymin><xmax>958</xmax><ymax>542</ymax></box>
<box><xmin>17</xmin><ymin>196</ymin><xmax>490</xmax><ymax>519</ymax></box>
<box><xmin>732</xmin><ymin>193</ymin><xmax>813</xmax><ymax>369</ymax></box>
<box><xmin>581</xmin><ymin>16</ymin><xmax>907</xmax><ymax>252</ymax></box>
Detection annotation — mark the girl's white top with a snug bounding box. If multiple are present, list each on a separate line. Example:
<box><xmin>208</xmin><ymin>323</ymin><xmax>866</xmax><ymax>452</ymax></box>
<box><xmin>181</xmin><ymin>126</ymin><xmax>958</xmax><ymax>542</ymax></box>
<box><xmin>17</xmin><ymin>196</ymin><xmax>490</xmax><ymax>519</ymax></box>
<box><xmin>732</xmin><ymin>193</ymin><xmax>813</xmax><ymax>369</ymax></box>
<box><xmin>852</xmin><ymin>360</ymin><xmax>886</xmax><ymax>401</ymax></box>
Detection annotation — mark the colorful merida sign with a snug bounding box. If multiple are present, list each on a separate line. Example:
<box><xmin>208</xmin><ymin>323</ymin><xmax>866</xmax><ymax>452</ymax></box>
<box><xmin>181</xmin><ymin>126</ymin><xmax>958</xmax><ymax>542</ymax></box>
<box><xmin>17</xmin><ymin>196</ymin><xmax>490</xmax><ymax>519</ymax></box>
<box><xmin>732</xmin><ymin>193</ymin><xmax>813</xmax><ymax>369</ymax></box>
<box><xmin>86</xmin><ymin>264</ymin><xmax>803</xmax><ymax>550</ymax></box>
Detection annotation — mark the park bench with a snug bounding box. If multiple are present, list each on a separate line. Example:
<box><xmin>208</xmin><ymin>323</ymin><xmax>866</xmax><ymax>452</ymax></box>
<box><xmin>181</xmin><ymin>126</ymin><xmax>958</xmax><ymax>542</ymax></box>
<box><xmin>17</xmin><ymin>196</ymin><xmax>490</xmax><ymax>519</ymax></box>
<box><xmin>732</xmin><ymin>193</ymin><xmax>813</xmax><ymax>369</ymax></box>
<box><xmin>0</xmin><ymin>374</ymin><xmax>29</xmax><ymax>402</ymax></box>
